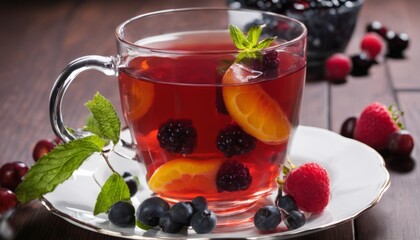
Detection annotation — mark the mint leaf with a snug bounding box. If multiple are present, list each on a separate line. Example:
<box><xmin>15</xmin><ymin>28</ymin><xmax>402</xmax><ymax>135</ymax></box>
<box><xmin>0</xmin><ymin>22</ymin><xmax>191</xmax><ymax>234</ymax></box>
<box><xmin>85</xmin><ymin>92</ymin><xmax>121</xmax><ymax>144</ymax></box>
<box><xmin>136</xmin><ymin>220</ymin><xmax>152</xmax><ymax>230</ymax></box>
<box><xmin>257</xmin><ymin>37</ymin><xmax>276</xmax><ymax>49</ymax></box>
<box><xmin>84</xmin><ymin>115</ymin><xmax>102</xmax><ymax>137</ymax></box>
<box><xmin>247</xmin><ymin>25</ymin><xmax>264</xmax><ymax>46</ymax></box>
<box><xmin>229</xmin><ymin>24</ymin><xmax>276</xmax><ymax>62</ymax></box>
<box><xmin>229</xmin><ymin>25</ymin><xmax>250</xmax><ymax>50</ymax></box>
<box><xmin>94</xmin><ymin>173</ymin><xmax>131</xmax><ymax>215</ymax></box>
<box><xmin>15</xmin><ymin>135</ymin><xmax>105</xmax><ymax>203</ymax></box>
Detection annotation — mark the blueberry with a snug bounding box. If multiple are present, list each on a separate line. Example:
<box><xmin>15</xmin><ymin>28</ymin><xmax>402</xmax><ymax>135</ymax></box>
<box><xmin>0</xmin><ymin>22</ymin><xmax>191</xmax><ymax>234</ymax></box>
<box><xmin>169</xmin><ymin>202</ymin><xmax>194</xmax><ymax>226</ymax></box>
<box><xmin>159</xmin><ymin>212</ymin><xmax>184</xmax><ymax>234</ymax></box>
<box><xmin>253</xmin><ymin>206</ymin><xmax>281</xmax><ymax>231</ymax></box>
<box><xmin>123</xmin><ymin>174</ymin><xmax>138</xmax><ymax>197</ymax></box>
<box><xmin>216</xmin><ymin>124</ymin><xmax>256</xmax><ymax>157</ymax></box>
<box><xmin>284</xmin><ymin>210</ymin><xmax>306</xmax><ymax>230</ymax></box>
<box><xmin>108</xmin><ymin>201</ymin><xmax>135</xmax><ymax>227</ymax></box>
<box><xmin>276</xmin><ymin>195</ymin><xmax>298</xmax><ymax>213</ymax></box>
<box><xmin>216</xmin><ymin>160</ymin><xmax>252</xmax><ymax>192</ymax></box>
<box><xmin>122</xmin><ymin>172</ymin><xmax>132</xmax><ymax>178</ymax></box>
<box><xmin>192</xmin><ymin>196</ymin><xmax>208</xmax><ymax>212</ymax></box>
<box><xmin>157</xmin><ymin>119</ymin><xmax>197</xmax><ymax>154</ymax></box>
<box><xmin>136</xmin><ymin>197</ymin><xmax>170</xmax><ymax>227</ymax></box>
<box><xmin>191</xmin><ymin>209</ymin><xmax>217</xmax><ymax>234</ymax></box>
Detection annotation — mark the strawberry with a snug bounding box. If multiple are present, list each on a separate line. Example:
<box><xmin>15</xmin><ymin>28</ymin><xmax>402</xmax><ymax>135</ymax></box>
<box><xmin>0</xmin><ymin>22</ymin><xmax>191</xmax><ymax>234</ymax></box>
<box><xmin>354</xmin><ymin>102</ymin><xmax>403</xmax><ymax>151</ymax></box>
<box><xmin>283</xmin><ymin>162</ymin><xmax>330</xmax><ymax>213</ymax></box>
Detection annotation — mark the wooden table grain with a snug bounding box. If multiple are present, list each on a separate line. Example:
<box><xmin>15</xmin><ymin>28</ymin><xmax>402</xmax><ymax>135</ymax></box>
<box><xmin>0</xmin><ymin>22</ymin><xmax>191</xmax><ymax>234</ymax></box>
<box><xmin>1</xmin><ymin>0</ymin><xmax>419</xmax><ymax>239</ymax></box>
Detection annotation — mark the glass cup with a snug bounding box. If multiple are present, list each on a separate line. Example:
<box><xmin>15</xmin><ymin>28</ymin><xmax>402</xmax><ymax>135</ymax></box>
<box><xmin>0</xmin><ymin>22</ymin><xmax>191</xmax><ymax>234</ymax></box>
<box><xmin>50</xmin><ymin>8</ymin><xmax>307</xmax><ymax>224</ymax></box>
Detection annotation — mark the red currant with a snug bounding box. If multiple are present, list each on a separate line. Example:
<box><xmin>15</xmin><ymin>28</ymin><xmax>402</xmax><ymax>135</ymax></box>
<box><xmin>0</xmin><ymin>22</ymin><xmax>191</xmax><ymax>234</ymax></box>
<box><xmin>0</xmin><ymin>161</ymin><xmax>29</xmax><ymax>191</ymax></box>
<box><xmin>0</xmin><ymin>187</ymin><xmax>18</xmax><ymax>214</ymax></box>
<box><xmin>387</xmin><ymin>130</ymin><xmax>414</xmax><ymax>156</ymax></box>
<box><xmin>32</xmin><ymin>139</ymin><xmax>55</xmax><ymax>162</ymax></box>
<box><xmin>340</xmin><ymin>117</ymin><xmax>357</xmax><ymax>139</ymax></box>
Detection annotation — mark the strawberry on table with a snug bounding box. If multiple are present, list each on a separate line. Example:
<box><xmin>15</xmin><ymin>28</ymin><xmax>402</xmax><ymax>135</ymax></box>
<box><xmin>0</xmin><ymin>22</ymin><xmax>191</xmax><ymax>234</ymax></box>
<box><xmin>354</xmin><ymin>102</ymin><xmax>403</xmax><ymax>151</ymax></box>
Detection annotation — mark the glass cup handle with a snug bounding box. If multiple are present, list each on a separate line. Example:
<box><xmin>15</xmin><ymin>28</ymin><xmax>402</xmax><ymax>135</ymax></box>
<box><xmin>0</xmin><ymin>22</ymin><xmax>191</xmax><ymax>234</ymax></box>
<box><xmin>49</xmin><ymin>55</ymin><xmax>118</xmax><ymax>143</ymax></box>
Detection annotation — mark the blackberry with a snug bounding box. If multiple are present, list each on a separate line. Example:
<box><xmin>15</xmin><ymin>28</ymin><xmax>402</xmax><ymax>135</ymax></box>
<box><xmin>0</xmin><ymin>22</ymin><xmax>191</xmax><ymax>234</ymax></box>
<box><xmin>216</xmin><ymin>160</ymin><xmax>252</xmax><ymax>192</ymax></box>
<box><xmin>157</xmin><ymin>119</ymin><xmax>197</xmax><ymax>154</ymax></box>
<box><xmin>240</xmin><ymin>51</ymin><xmax>279</xmax><ymax>77</ymax></box>
<box><xmin>216</xmin><ymin>124</ymin><xmax>256</xmax><ymax>157</ymax></box>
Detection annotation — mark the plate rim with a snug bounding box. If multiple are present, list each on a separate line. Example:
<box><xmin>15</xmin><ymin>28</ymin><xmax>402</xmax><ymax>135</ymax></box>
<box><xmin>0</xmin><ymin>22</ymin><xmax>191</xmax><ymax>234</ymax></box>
<box><xmin>41</xmin><ymin>125</ymin><xmax>391</xmax><ymax>239</ymax></box>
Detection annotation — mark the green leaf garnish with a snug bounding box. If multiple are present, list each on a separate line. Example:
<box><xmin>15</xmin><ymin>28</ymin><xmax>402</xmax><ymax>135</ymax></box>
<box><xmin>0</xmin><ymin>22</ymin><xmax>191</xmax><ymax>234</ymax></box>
<box><xmin>136</xmin><ymin>220</ymin><xmax>153</xmax><ymax>230</ymax></box>
<box><xmin>388</xmin><ymin>105</ymin><xmax>404</xmax><ymax>129</ymax></box>
<box><xmin>93</xmin><ymin>173</ymin><xmax>131</xmax><ymax>215</ymax></box>
<box><xmin>85</xmin><ymin>92</ymin><xmax>121</xmax><ymax>144</ymax></box>
<box><xmin>228</xmin><ymin>24</ymin><xmax>276</xmax><ymax>62</ymax></box>
<box><xmin>15</xmin><ymin>135</ymin><xmax>105</xmax><ymax>203</ymax></box>
<box><xmin>16</xmin><ymin>92</ymin><xmax>127</xmax><ymax>217</ymax></box>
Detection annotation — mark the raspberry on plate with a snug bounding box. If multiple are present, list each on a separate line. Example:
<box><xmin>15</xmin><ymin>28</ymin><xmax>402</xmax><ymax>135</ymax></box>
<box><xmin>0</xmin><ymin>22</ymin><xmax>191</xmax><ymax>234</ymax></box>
<box><xmin>283</xmin><ymin>162</ymin><xmax>330</xmax><ymax>213</ymax></box>
<box><xmin>354</xmin><ymin>102</ymin><xmax>402</xmax><ymax>151</ymax></box>
<box><xmin>361</xmin><ymin>32</ymin><xmax>384</xmax><ymax>60</ymax></box>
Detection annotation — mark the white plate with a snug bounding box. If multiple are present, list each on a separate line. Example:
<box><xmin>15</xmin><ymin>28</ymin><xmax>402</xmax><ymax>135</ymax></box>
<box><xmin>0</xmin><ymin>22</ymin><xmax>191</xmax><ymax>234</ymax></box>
<box><xmin>42</xmin><ymin>126</ymin><xmax>390</xmax><ymax>239</ymax></box>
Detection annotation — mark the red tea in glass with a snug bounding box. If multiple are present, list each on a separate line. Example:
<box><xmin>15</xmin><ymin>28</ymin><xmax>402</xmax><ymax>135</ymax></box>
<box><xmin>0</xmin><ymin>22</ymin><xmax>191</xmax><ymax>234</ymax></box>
<box><xmin>49</xmin><ymin>8</ymin><xmax>307</xmax><ymax>219</ymax></box>
<box><xmin>118</xmin><ymin>30</ymin><xmax>306</xmax><ymax>215</ymax></box>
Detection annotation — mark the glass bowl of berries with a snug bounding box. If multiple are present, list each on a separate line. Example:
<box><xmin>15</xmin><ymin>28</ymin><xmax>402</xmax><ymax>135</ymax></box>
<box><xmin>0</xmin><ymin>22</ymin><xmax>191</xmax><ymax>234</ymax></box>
<box><xmin>227</xmin><ymin>0</ymin><xmax>364</xmax><ymax>68</ymax></box>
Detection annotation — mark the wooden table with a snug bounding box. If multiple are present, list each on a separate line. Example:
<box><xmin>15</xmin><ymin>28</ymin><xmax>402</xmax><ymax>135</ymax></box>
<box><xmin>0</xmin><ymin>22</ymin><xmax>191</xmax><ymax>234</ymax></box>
<box><xmin>1</xmin><ymin>0</ymin><xmax>419</xmax><ymax>239</ymax></box>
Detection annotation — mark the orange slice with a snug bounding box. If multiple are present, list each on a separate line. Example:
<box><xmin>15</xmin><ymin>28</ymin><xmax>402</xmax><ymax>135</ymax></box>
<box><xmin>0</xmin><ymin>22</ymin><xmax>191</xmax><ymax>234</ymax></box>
<box><xmin>222</xmin><ymin>63</ymin><xmax>291</xmax><ymax>144</ymax></box>
<box><xmin>124</xmin><ymin>77</ymin><xmax>154</xmax><ymax>120</ymax></box>
<box><xmin>148</xmin><ymin>158</ymin><xmax>224</xmax><ymax>194</ymax></box>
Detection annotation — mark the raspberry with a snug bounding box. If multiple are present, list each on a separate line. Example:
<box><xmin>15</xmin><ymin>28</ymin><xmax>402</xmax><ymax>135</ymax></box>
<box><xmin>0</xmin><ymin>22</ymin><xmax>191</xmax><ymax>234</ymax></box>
<box><xmin>361</xmin><ymin>33</ymin><xmax>384</xmax><ymax>60</ymax></box>
<box><xmin>283</xmin><ymin>162</ymin><xmax>330</xmax><ymax>213</ymax></box>
<box><xmin>157</xmin><ymin>119</ymin><xmax>197</xmax><ymax>154</ymax></box>
<box><xmin>216</xmin><ymin>124</ymin><xmax>256</xmax><ymax>157</ymax></box>
<box><xmin>216</xmin><ymin>160</ymin><xmax>252</xmax><ymax>192</ymax></box>
<box><xmin>324</xmin><ymin>53</ymin><xmax>352</xmax><ymax>82</ymax></box>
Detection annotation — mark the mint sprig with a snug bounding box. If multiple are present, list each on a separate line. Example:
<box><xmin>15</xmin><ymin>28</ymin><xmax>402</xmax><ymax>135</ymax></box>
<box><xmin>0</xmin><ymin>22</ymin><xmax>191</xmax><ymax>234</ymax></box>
<box><xmin>85</xmin><ymin>93</ymin><xmax>121</xmax><ymax>144</ymax></box>
<box><xmin>94</xmin><ymin>173</ymin><xmax>131</xmax><ymax>215</ymax></box>
<box><xmin>16</xmin><ymin>92</ymin><xmax>130</xmax><ymax>216</ymax></box>
<box><xmin>228</xmin><ymin>24</ymin><xmax>276</xmax><ymax>62</ymax></box>
<box><xmin>15</xmin><ymin>135</ymin><xmax>105</xmax><ymax>203</ymax></box>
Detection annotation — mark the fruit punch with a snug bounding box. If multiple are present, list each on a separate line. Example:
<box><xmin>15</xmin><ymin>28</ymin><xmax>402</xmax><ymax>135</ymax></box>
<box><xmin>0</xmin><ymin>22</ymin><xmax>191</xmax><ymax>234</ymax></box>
<box><xmin>118</xmin><ymin>31</ymin><xmax>306</xmax><ymax>212</ymax></box>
